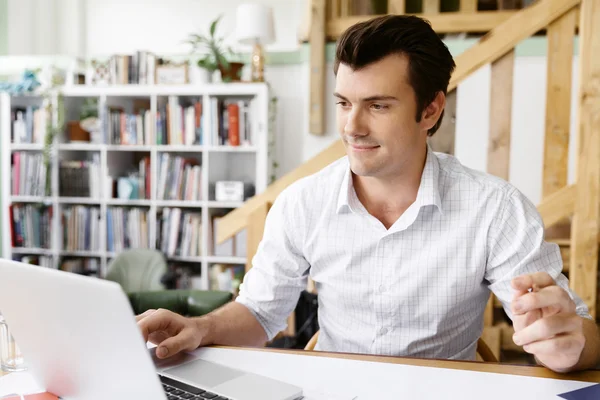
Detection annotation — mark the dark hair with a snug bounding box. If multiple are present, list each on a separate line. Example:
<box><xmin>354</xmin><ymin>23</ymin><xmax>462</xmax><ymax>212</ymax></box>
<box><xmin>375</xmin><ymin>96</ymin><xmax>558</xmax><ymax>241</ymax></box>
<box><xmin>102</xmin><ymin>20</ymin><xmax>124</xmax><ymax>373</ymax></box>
<box><xmin>334</xmin><ymin>15</ymin><xmax>456</xmax><ymax>136</ymax></box>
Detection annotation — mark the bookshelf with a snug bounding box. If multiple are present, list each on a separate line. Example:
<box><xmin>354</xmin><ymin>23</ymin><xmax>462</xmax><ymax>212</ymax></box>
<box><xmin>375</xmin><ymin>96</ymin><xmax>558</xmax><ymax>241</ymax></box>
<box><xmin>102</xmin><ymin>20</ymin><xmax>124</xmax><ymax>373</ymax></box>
<box><xmin>0</xmin><ymin>83</ymin><xmax>269</xmax><ymax>291</ymax></box>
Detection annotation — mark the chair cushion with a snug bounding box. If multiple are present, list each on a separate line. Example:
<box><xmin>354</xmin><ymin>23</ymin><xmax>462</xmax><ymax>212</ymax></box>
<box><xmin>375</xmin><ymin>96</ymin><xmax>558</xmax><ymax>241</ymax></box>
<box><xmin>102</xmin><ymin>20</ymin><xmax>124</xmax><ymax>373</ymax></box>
<box><xmin>127</xmin><ymin>290</ymin><xmax>233</xmax><ymax>317</ymax></box>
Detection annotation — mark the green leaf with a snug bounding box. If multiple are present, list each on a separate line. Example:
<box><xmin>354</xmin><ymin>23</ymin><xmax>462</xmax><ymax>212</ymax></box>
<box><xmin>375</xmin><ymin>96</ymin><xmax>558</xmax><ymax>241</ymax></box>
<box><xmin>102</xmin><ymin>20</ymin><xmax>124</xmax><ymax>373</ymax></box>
<box><xmin>210</xmin><ymin>15</ymin><xmax>222</xmax><ymax>38</ymax></box>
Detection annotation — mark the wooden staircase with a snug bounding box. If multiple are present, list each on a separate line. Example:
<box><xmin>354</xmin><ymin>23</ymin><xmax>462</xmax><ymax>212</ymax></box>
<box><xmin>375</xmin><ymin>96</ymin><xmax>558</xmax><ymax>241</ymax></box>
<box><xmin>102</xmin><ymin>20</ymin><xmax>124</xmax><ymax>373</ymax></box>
<box><xmin>217</xmin><ymin>0</ymin><xmax>600</xmax><ymax>357</ymax></box>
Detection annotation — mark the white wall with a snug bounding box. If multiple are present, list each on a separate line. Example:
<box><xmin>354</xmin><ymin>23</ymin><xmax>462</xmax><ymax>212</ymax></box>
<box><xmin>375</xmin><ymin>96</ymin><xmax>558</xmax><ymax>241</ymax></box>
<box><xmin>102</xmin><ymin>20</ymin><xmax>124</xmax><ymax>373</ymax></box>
<box><xmin>84</xmin><ymin>0</ymin><xmax>305</xmax><ymax>56</ymax></box>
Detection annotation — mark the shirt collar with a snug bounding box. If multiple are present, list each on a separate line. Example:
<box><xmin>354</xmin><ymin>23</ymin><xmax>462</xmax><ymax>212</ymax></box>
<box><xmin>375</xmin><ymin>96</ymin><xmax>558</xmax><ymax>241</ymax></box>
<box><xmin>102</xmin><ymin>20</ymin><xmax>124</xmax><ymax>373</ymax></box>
<box><xmin>336</xmin><ymin>145</ymin><xmax>443</xmax><ymax>215</ymax></box>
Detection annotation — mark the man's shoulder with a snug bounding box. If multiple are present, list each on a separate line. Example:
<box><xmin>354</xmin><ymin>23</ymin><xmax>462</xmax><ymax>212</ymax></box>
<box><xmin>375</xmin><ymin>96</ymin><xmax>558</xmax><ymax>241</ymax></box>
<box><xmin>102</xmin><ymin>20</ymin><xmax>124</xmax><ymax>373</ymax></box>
<box><xmin>435</xmin><ymin>151</ymin><xmax>517</xmax><ymax>199</ymax></box>
<box><xmin>278</xmin><ymin>156</ymin><xmax>348</xmax><ymax>202</ymax></box>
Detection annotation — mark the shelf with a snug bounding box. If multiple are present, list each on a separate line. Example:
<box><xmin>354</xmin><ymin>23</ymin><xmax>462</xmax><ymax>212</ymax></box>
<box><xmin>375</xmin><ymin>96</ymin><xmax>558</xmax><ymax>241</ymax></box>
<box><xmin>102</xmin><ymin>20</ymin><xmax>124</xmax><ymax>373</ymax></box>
<box><xmin>155</xmin><ymin>200</ymin><xmax>204</xmax><ymax>208</ymax></box>
<box><xmin>207</xmin><ymin>146</ymin><xmax>257</xmax><ymax>153</ymax></box>
<box><xmin>167</xmin><ymin>255</ymin><xmax>203</xmax><ymax>263</ymax></box>
<box><xmin>10</xmin><ymin>196</ymin><xmax>53</xmax><ymax>204</ymax></box>
<box><xmin>58</xmin><ymin>143</ymin><xmax>103</xmax><ymax>151</ymax></box>
<box><xmin>11</xmin><ymin>143</ymin><xmax>44</xmax><ymax>151</ymax></box>
<box><xmin>59</xmin><ymin>83</ymin><xmax>265</xmax><ymax>97</ymax></box>
<box><xmin>106</xmin><ymin>144</ymin><xmax>152</xmax><ymax>151</ymax></box>
<box><xmin>11</xmin><ymin>247</ymin><xmax>54</xmax><ymax>256</ymax></box>
<box><xmin>156</xmin><ymin>145</ymin><xmax>204</xmax><ymax>152</ymax></box>
<box><xmin>58</xmin><ymin>197</ymin><xmax>102</xmax><ymax>205</ymax></box>
<box><xmin>206</xmin><ymin>201</ymin><xmax>244</xmax><ymax>208</ymax></box>
<box><xmin>59</xmin><ymin>250</ymin><xmax>103</xmax><ymax>257</ymax></box>
<box><xmin>206</xmin><ymin>256</ymin><xmax>246</xmax><ymax>264</ymax></box>
<box><xmin>106</xmin><ymin>199</ymin><xmax>152</xmax><ymax>207</ymax></box>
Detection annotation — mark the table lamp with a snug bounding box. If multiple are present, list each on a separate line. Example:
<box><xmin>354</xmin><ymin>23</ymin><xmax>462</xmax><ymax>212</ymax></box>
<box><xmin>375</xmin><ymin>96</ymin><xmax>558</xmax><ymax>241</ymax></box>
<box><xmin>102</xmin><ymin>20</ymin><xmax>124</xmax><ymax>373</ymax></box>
<box><xmin>235</xmin><ymin>3</ymin><xmax>275</xmax><ymax>82</ymax></box>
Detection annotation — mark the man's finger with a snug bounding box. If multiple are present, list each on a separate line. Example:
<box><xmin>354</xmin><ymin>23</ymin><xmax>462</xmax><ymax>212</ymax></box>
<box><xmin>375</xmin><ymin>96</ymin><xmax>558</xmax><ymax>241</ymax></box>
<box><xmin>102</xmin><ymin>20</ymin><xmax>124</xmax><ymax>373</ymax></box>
<box><xmin>512</xmin><ymin>286</ymin><xmax>574</xmax><ymax>316</ymax></box>
<box><xmin>135</xmin><ymin>309</ymin><xmax>157</xmax><ymax>323</ymax></box>
<box><xmin>521</xmin><ymin>332</ymin><xmax>585</xmax><ymax>359</ymax></box>
<box><xmin>513</xmin><ymin>309</ymin><xmax>541</xmax><ymax>332</ymax></box>
<box><xmin>137</xmin><ymin>309</ymin><xmax>177</xmax><ymax>343</ymax></box>
<box><xmin>511</xmin><ymin>272</ymin><xmax>555</xmax><ymax>293</ymax></box>
<box><xmin>155</xmin><ymin>330</ymin><xmax>193</xmax><ymax>359</ymax></box>
<box><xmin>512</xmin><ymin>314</ymin><xmax>582</xmax><ymax>347</ymax></box>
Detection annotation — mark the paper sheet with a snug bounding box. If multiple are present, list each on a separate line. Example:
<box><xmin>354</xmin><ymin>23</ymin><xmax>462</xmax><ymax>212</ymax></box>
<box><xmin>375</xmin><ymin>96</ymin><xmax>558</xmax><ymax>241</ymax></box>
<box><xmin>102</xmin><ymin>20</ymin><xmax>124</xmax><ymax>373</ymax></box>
<box><xmin>0</xmin><ymin>372</ymin><xmax>44</xmax><ymax>398</ymax></box>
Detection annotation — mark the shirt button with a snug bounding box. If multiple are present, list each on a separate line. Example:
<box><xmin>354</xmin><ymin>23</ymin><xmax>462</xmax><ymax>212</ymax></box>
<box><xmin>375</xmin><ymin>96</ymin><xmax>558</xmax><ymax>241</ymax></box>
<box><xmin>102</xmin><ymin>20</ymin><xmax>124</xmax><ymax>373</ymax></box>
<box><xmin>378</xmin><ymin>284</ymin><xmax>386</xmax><ymax>293</ymax></box>
<box><xmin>380</xmin><ymin>327</ymin><xmax>388</xmax><ymax>335</ymax></box>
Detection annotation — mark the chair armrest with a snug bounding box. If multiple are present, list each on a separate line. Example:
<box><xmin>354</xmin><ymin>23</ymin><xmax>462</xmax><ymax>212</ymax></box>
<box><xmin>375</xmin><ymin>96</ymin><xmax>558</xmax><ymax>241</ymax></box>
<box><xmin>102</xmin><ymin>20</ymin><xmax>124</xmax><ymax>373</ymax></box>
<box><xmin>127</xmin><ymin>290</ymin><xmax>233</xmax><ymax>317</ymax></box>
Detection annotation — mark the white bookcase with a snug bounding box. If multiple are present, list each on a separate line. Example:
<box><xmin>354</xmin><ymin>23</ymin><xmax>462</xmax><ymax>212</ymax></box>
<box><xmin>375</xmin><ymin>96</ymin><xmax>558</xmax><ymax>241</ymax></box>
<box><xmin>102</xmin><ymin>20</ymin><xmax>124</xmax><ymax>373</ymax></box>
<box><xmin>0</xmin><ymin>83</ymin><xmax>270</xmax><ymax>290</ymax></box>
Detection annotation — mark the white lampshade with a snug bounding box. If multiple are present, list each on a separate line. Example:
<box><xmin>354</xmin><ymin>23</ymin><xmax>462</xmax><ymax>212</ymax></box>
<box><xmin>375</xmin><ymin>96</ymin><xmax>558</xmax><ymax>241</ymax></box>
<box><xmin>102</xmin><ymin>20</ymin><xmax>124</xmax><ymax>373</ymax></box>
<box><xmin>235</xmin><ymin>3</ymin><xmax>275</xmax><ymax>45</ymax></box>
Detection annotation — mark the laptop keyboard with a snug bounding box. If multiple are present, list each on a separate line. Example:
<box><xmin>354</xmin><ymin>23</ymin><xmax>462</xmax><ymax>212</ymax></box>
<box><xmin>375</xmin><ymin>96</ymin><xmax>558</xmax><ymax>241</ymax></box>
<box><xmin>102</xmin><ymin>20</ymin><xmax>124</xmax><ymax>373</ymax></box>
<box><xmin>159</xmin><ymin>375</ymin><xmax>231</xmax><ymax>400</ymax></box>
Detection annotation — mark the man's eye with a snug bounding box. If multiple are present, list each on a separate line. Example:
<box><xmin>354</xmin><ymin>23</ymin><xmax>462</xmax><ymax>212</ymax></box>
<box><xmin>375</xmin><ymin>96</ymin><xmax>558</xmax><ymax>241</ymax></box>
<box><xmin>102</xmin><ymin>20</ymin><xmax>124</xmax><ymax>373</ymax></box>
<box><xmin>371</xmin><ymin>104</ymin><xmax>387</xmax><ymax>110</ymax></box>
<box><xmin>336</xmin><ymin>101</ymin><xmax>348</xmax><ymax>107</ymax></box>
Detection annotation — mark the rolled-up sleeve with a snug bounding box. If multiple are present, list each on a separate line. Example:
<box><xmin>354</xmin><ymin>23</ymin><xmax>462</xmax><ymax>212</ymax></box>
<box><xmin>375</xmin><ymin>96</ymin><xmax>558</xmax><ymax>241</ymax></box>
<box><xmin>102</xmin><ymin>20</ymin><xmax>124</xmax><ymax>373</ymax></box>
<box><xmin>485</xmin><ymin>188</ymin><xmax>591</xmax><ymax>321</ymax></box>
<box><xmin>235</xmin><ymin>188</ymin><xmax>310</xmax><ymax>340</ymax></box>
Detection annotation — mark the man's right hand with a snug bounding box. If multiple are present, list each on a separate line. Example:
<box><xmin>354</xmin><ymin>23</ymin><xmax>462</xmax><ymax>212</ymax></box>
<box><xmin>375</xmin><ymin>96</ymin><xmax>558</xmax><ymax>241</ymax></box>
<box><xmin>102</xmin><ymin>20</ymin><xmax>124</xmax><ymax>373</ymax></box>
<box><xmin>136</xmin><ymin>309</ymin><xmax>206</xmax><ymax>359</ymax></box>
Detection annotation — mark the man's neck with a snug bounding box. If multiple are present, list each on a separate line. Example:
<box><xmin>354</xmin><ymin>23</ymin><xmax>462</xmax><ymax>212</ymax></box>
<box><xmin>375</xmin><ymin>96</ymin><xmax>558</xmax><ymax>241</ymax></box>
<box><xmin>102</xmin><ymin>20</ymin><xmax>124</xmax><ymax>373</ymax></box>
<box><xmin>352</xmin><ymin>146</ymin><xmax>428</xmax><ymax>229</ymax></box>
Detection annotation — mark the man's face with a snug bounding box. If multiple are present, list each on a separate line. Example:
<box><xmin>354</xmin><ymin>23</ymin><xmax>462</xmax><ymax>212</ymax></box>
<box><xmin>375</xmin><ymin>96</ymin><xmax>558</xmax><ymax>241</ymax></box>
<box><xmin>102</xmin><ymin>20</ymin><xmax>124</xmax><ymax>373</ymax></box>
<box><xmin>335</xmin><ymin>53</ymin><xmax>429</xmax><ymax>180</ymax></box>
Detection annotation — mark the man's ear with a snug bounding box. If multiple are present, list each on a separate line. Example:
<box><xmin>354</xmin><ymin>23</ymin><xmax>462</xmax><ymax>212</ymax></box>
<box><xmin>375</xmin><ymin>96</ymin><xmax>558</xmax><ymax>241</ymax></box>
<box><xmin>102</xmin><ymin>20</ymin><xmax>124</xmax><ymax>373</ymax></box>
<box><xmin>420</xmin><ymin>91</ymin><xmax>446</xmax><ymax>132</ymax></box>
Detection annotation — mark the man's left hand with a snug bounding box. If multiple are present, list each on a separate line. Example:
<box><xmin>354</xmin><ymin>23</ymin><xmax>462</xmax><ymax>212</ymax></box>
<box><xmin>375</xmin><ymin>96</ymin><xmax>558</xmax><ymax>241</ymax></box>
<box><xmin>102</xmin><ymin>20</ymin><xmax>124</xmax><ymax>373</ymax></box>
<box><xmin>511</xmin><ymin>272</ymin><xmax>585</xmax><ymax>372</ymax></box>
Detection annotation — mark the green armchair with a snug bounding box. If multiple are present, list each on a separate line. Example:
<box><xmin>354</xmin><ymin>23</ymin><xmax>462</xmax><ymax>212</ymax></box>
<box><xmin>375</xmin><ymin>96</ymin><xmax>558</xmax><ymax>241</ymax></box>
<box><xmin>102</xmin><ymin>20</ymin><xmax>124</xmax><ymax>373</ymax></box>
<box><xmin>105</xmin><ymin>249</ymin><xmax>232</xmax><ymax>317</ymax></box>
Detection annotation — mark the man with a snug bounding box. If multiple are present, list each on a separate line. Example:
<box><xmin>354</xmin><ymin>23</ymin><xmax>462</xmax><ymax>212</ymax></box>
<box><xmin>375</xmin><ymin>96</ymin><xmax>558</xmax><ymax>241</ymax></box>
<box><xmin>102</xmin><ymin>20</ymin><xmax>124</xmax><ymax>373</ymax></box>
<box><xmin>138</xmin><ymin>15</ymin><xmax>600</xmax><ymax>372</ymax></box>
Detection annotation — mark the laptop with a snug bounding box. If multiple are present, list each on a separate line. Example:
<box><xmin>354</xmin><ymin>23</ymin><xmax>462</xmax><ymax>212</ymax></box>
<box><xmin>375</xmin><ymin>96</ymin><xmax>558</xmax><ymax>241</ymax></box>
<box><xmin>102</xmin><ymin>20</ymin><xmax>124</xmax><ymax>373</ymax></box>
<box><xmin>0</xmin><ymin>259</ymin><xmax>303</xmax><ymax>400</ymax></box>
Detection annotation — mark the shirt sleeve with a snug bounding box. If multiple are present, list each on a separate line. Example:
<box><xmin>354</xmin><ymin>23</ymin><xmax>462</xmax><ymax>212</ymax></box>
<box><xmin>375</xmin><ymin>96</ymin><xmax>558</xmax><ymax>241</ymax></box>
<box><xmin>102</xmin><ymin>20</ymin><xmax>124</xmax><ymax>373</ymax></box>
<box><xmin>485</xmin><ymin>188</ymin><xmax>591</xmax><ymax>321</ymax></box>
<box><xmin>235</xmin><ymin>188</ymin><xmax>311</xmax><ymax>340</ymax></box>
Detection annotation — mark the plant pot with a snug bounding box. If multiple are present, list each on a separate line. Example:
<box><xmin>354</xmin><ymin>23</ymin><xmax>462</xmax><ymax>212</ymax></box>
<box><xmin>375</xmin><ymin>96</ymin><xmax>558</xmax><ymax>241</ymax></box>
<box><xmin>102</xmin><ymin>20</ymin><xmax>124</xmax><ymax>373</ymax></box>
<box><xmin>218</xmin><ymin>62</ymin><xmax>244</xmax><ymax>82</ymax></box>
<box><xmin>190</xmin><ymin>65</ymin><xmax>213</xmax><ymax>84</ymax></box>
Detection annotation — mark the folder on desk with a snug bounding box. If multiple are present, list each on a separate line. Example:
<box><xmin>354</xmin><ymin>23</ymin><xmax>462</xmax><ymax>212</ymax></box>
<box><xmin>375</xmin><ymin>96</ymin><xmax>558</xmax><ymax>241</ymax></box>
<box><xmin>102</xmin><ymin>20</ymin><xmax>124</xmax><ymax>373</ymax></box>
<box><xmin>1</xmin><ymin>393</ymin><xmax>58</xmax><ymax>400</ymax></box>
<box><xmin>558</xmin><ymin>383</ymin><xmax>600</xmax><ymax>400</ymax></box>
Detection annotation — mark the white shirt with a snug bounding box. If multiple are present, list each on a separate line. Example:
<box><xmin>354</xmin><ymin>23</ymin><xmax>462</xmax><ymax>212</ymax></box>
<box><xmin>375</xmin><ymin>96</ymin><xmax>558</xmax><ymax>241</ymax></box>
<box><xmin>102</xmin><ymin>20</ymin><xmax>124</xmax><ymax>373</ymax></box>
<box><xmin>236</xmin><ymin>146</ymin><xmax>589</xmax><ymax>360</ymax></box>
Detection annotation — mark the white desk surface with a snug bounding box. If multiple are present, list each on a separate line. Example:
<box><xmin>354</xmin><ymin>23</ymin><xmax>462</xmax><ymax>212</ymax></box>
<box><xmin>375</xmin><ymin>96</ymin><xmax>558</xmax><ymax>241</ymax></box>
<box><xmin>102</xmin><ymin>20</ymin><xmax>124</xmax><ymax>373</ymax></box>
<box><xmin>3</xmin><ymin>346</ymin><xmax>600</xmax><ymax>399</ymax></box>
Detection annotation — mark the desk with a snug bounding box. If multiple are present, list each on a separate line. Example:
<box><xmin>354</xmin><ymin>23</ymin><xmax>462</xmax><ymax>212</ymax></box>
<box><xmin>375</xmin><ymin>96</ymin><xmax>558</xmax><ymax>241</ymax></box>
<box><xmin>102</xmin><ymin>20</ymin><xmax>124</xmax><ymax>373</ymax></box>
<box><xmin>3</xmin><ymin>346</ymin><xmax>600</xmax><ymax>399</ymax></box>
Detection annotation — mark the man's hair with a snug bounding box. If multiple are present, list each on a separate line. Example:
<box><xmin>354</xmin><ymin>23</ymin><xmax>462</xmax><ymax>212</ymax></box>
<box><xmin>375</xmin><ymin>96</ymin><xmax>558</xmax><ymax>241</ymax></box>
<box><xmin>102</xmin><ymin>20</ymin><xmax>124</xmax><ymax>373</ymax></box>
<box><xmin>334</xmin><ymin>15</ymin><xmax>456</xmax><ymax>136</ymax></box>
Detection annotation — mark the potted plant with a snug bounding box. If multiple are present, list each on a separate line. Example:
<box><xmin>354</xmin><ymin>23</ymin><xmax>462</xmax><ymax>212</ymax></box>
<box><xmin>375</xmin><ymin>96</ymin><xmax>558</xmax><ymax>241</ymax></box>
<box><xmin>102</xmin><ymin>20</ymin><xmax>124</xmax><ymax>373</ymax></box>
<box><xmin>185</xmin><ymin>15</ymin><xmax>244</xmax><ymax>83</ymax></box>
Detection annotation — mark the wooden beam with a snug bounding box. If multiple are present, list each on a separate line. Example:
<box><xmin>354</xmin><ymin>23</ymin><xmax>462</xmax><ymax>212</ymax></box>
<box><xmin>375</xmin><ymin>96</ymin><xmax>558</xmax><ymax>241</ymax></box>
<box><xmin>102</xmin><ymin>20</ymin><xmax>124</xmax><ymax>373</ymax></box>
<box><xmin>328</xmin><ymin>11</ymin><xmax>517</xmax><ymax>38</ymax></box>
<box><xmin>487</xmin><ymin>50</ymin><xmax>514</xmax><ymax>180</ymax></box>
<box><xmin>387</xmin><ymin>0</ymin><xmax>405</xmax><ymax>14</ymax></box>
<box><xmin>340</xmin><ymin>0</ymin><xmax>351</xmax><ymax>16</ymax></box>
<box><xmin>331</xmin><ymin>0</ymin><xmax>339</xmax><ymax>19</ymax></box>
<box><xmin>481</xmin><ymin>326</ymin><xmax>501</xmax><ymax>361</ymax></box>
<box><xmin>461</xmin><ymin>0</ymin><xmax>477</xmax><ymax>13</ymax></box>
<box><xmin>218</xmin><ymin>140</ymin><xmax>346</xmax><ymax>243</ymax></box>
<box><xmin>543</xmin><ymin>9</ymin><xmax>576</xmax><ymax>198</ymax></box>
<box><xmin>245</xmin><ymin>202</ymin><xmax>271</xmax><ymax>273</ymax></box>
<box><xmin>486</xmin><ymin>49</ymin><xmax>514</xmax><ymax>329</ymax></box>
<box><xmin>570</xmin><ymin>0</ymin><xmax>600</xmax><ymax>319</ymax></box>
<box><xmin>310</xmin><ymin>0</ymin><xmax>326</xmax><ymax>135</ymax></box>
<box><xmin>423</xmin><ymin>0</ymin><xmax>440</xmax><ymax>14</ymax></box>
<box><xmin>537</xmin><ymin>184</ymin><xmax>576</xmax><ymax>228</ymax></box>
<box><xmin>448</xmin><ymin>0</ymin><xmax>581</xmax><ymax>92</ymax></box>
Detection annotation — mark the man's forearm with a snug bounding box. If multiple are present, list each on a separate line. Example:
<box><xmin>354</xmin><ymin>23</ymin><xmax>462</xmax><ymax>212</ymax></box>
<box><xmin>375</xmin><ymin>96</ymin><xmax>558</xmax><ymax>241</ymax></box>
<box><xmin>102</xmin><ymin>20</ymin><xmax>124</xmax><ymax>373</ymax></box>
<box><xmin>537</xmin><ymin>317</ymin><xmax>600</xmax><ymax>372</ymax></box>
<box><xmin>572</xmin><ymin>317</ymin><xmax>600</xmax><ymax>371</ymax></box>
<box><xmin>194</xmin><ymin>302</ymin><xmax>268</xmax><ymax>347</ymax></box>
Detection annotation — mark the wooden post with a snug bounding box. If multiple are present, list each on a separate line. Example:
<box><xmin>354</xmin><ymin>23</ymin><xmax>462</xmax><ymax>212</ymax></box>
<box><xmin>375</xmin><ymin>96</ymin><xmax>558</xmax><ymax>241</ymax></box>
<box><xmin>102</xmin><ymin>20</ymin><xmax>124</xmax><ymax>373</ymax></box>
<box><xmin>245</xmin><ymin>202</ymin><xmax>271</xmax><ymax>273</ymax></box>
<box><xmin>484</xmin><ymin>49</ymin><xmax>514</xmax><ymax>356</ymax></box>
<box><xmin>487</xmin><ymin>50</ymin><xmax>515</xmax><ymax>180</ymax></box>
<box><xmin>570</xmin><ymin>0</ymin><xmax>600</xmax><ymax>319</ymax></box>
<box><xmin>423</xmin><ymin>0</ymin><xmax>440</xmax><ymax>14</ymax></box>
<box><xmin>387</xmin><ymin>0</ymin><xmax>405</xmax><ymax>14</ymax></box>
<box><xmin>340</xmin><ymin>0</ymin><xmax>351</xmax><ymax>16</ymax></box>
<box><xmin>542</xmin><ymin>9</ymin><xmax>576</xmax><ymax>198</ymax></box>
<box><xmin>461</xmin><ymin>0</ymin><xmax>477</xmax><ymax>13</ymax></box>
<box><xmin>310</xmin><ymin>0</ymin><xmax>326</xmax><ymax>135</ymax></box>
<box><xmin>331</xmin><ymin>0</ymin><xmax>339</xmax><ymax>19</ymax></box>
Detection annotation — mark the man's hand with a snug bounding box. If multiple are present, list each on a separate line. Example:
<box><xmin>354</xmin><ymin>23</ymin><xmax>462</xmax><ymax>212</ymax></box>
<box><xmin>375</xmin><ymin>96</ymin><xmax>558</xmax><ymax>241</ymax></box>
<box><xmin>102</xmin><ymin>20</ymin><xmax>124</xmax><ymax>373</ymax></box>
<box><xmin>510</xmin><ymin>272</ymin><xmax>585</xmax><ymax>372</ymax></box>
<box><xmin>136</xmin><ymin>309</ymin><xmax>205</xmax><ymax>359</ymax></box>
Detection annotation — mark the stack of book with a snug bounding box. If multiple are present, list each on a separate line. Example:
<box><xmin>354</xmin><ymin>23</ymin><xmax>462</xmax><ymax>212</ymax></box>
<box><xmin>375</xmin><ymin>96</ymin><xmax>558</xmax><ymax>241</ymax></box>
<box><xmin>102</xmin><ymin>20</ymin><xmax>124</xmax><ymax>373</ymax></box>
<box><xmin>10</xmin><ymin>205</ymin><xmax>52</xmax><ymax>249</ymax></box>
<box><xmin>156</xmin><ymin>97</ymin><xmax>202</xmax><ymax>145</ymax></box>
<box><xmin>109</xmin><ymin>52</ymin><xmax>156</xmax><ymax>85</ymax></box>
<box><xmin>11</xmin><ymin>152</ymin><xmax>47</xmax><ymax>196</ymax></box>
<box><xmin>106</xmin><ymin>207</ymin><xmax>150</xmax><ymax>253</ymax></box>
<box><xmin>109</xmin><ymin>156</ymin><xmax>151</xmax><ymax>200</ymax></box>
<box><xmin>62</xmin><ymin>206</ymin><xmax>101</xmax><ymax>252</ymax></box>
<box><xmin>157</xmin><ymin>208</ymin><xmax>202</xmax><ymax>258</ymax></box>
<box><xmin>209</xmin><ymin>99</ymin><xmax>252</xmax><ymax>146</ymax></box>
<box><xmin>60</xmin><ymin>258</ymin><xmax>100</xmax><ymax>277</ymax></box>
<box><xmin>11</xmin><ymin>106</ymin><xmax>48</xmax><ymax>144</ymax></box>
<box><xmin>105</xmin><ymin>107</ymin><xmax>154</xmax><ymax>145</ymax></box>
<box><xmin>157</xmin><ymin>154</ymin><xmax>202</xmax><ymax>201</ymax></box>
<box><xmin>12</xmin><ymin>255</ymin><xmax>53</xmax><ymax>268</ymax></box>
<box><xmin>59</xmin><ymin>154</ymin><xmax>101</xmax><ymax>198</ymax></box>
